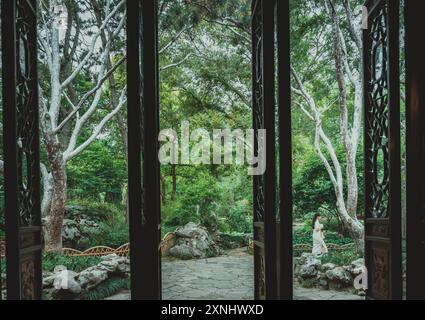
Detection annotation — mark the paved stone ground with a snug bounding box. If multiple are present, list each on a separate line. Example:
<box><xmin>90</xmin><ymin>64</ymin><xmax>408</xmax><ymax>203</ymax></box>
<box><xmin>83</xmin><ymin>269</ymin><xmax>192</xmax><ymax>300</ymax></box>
<box><xmin>162</xmin><ymin>253</ymin><xmax>254</xmax><ymax>300</ymax></box>
<box><xmin>107</xmin><ymin>249</ymin><xmax>362</xmax><ymax>300</ymax></box>
<box><xmin>294</xmin><ymin>287</ymin><xmax>363</xmax><ymax>300</ymax></box>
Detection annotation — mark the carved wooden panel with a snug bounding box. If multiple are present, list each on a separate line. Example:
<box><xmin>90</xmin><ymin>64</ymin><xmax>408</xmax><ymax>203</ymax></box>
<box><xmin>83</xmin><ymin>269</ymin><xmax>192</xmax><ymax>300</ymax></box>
<box><xmin>2</xmin><ymin>0</ymin><xmax>42</xmax><ymax>300</ymax></box>
<box><xmin>252</xmin><ymin>0</ymin><xmax>277</xmax><ymax>300</ymax></box>
<box><xmin>363</xmin><ymin>0</ymin><xmax>402</xmax><ymax>300</ymax></box>
<box><xmin>20</xmin><ymin>257</ymin><xmax>36</xmax><ymax>300</ymax></box>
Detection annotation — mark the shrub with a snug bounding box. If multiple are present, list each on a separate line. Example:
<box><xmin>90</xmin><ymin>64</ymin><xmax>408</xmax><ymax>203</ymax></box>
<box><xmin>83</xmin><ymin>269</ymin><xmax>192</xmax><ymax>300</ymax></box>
<box><xmin>78</xmin><ymin>218</ymin><xmax>128</xmax><ymax>250</ymax></box>
<box><xmin>78</xmin><ymin>277</ymin><xmax>130</xmax><ymax>300</ymax></box>
<box><xmin>218</xmin><ymin>233</ymin><xmax>249</xmax><ymax>250</ymax></box>
<box><xmin>301</xmin><ymin>279</ymin><xmax>315</xmax><ymax>289</ymax></box>
<box><xmin>66</xmin><ymin>199</ymin><xmax>123</xmax><ymax>222</ymax></box>
<box><xmin>321</xmin><ymin>249</ymin><xmax>362</xmax><ymax>266</ymax></box>
<box><xmin>43</xmin><ymin>253</ymin><xmax>101</xmax><ymax>272</ymax></box>
<box><xmin>163</xmin><ymin>173</ymin><xmax>219</xmax><ymax>228</ymax></box>
<box><xmin>293</xmin><ymin>228</ymin><xmax>353</xmax><ymax>246</ymax></box>
<box><xmin>62</xmin><ymin>200</ymin><xmax>129</xmax><ymax>250</ymax></box>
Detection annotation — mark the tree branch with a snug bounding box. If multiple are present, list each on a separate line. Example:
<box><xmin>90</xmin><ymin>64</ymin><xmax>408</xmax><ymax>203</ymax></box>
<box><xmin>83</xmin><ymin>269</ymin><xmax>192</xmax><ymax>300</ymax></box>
<box><xmin>60</xmin><ymin>0</ymin><xmax>125</xmax><ymax>89</ymax></box>
<box><xmin>64</xmin><ymin>87</ymin><xmax>127</xmax><ymax>161</ymax></box>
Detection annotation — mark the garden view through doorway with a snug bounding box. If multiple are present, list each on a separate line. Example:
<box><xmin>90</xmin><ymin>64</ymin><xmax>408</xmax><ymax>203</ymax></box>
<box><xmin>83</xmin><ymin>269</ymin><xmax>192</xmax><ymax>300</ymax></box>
<box><xmin>2</xmin><ymin>0</ymin><xmax>417</xmax><ymax>301</ymax></box>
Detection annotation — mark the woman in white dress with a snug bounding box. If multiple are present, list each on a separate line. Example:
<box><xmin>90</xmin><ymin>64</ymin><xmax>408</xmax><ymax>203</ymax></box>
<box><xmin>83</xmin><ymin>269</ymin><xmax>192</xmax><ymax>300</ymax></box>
<box><xmin>312</xmin><ymin>213</ymin><xmax>328</xmax><ymax>256</ymax></box>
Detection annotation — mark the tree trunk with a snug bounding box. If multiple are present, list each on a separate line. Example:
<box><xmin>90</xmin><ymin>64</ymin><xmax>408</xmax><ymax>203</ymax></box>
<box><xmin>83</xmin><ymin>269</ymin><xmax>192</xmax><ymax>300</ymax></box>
<box><xmin>160</xmin><ymin>174</ymin><xmax>166</xmax><ymax>205</ymax></box>
<box><xmin>171</xmin><ymin>164</ymin><xmax>176</xmax><ymax>202</ymax></box>
<box><xmin>40</xmin><ymin>164</ymin><xmax>54</xmax><ymax>217</ymax></box>
<box><xmin>44</xmin><ymin>163</ymin><xmax>67</xmax><ymax>252</ymax></box>
<box><xmin>43</xmin><ymin>135</ymin><xmax>67</xmax><ymax>252</ymax></box>
<box><xmin>336</xmin><ymin>198</ymin><xmax>364</xmax><ymax>254</ymax></box>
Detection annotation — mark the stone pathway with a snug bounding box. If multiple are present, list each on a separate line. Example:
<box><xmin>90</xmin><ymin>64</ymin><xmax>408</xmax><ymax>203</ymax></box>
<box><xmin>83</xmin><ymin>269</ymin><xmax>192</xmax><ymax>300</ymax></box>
<box><xmin>107</xmin><ymin>249</ymin><xmax>362</xmax><ymax>300</ymax></box>
<box><xmin>162</xmin><ymin>253</ymin><xmax>254</xmax><ymax>300</ymax></box>
<box><xmin>294</xmin><ymin>287</ymin><xmax>363</xmax><ymax>300</ymax></box>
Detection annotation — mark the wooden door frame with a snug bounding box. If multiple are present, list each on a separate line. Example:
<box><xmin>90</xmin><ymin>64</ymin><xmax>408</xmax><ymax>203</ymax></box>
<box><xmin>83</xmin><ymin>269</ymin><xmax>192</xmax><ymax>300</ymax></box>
<box><xmin>251</xmin><ymin>0</ymin><xmax>292</xmax><ymax>300</ymax></box>
<box><xmin>363</xmin><ymin>0</ymin><xmax>402</xmax><ymax>300</ymax></box>
<box><xmin>405</xmin><ymin>0</ymin><xmax>425</xmax><ymax>301</ymax></box>
<box><xmin>2</xmin><ymin>0</ymin><xmax>43</xmax><ymax>300</ymax></box>
<box><xmin>127</xmin><ymin>0</ymin><xmax>161</xmax><ymax>300</ymax></box>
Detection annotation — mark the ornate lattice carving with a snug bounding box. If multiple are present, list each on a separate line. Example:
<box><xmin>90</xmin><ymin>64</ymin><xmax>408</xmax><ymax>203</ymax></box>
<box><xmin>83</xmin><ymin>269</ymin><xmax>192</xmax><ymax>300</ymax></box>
<box><xmin>252</xmin><ymin>0</ymin><xmax>265</xmax><ymax>223</ymax></box>
<box><xmin>20</xmin><ymin>259</ymin><xmax>36</xmax><ymax>300</ymax></box>
<box><xmin>365</xmin><ymin>1</ymin><xmax>390</xmax><ymax>219</ymax></box>
<box><xmin>370</xmin><ymin>246</ymin><xmax>389</xmax><ymax>299</ymax></box>
<box><xmin>16</xmin><ymin>0</ymin><xmax>39</xmax><ymax>227</ymax></box>
<box><xmin>138</xmin><ymin>0</ymin><xmax>147</xmax><ymax>226</ymax></box>
<box><xmin>258</xmin><ymin>254</ymin><xmax>266</xmax><ymax>299</ymax></box>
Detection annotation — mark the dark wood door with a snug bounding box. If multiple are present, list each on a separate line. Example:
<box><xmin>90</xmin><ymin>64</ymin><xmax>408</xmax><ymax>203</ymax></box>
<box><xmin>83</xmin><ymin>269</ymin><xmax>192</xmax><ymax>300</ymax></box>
<box><xmin>363</xmin><ymin>0</ymin><xmax>402</xmax><ymax>300</ymax></box>
<box><xmin>127</xmin><ymin>0</ymin><xmax>161</xmax><ymax>300</ymax></box>
<box><xmin>405</xmin><ymin>0</ymin><xmax>425</xmax><ymax>301</ymax></box>
<box><xmin>276</xmin><ymin>0</ymin><xmax>293</xmax><ymax>301</ymax></box>
<box><xmin>252</xmin><ymin>0</ymin><xmax>277</xmax><ymax>300</ymax></box>
<box><xmin>1</xmin><ymin>0</ymin><xmax>43</xmax><ymax>300</ymax></box>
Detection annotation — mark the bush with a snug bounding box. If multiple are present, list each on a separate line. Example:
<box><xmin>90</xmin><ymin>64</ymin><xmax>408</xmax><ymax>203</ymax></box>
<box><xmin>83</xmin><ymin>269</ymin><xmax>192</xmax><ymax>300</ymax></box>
<box><xmin>163</xmin><ymin>173</ymin><xmax>219</xmax><ymax>228</ymax></box>
<box><xmin>66</xmin><ymin>199</ymin><xmax>123</xmax><ymax>222</ymax></box>
<box><xmin>78</xmin><ymin>277</ymin><xmax>130</xmax><ymax>300</ymax></box>
<box><xmin>62</xmin><ymin>200</ymin><xmax>129</xmax><ymax>250</ymax></box>
<box><xmin>43</xmin><ymin>253</ymin><xmax>101</xmax><ymax>272</ymax></box>
<box><xmin>293</xmin><ymin>228</ymin><xmax>353</xmax><ymax>246</ymax></box>
<box><xmin>218</xmin><ymin>232</ymin><xmax>250</xmax><ymax>250</ymax></box>
<box><xmin>78</xmin><ymin>210</ymin><xmax>129</xmax><ymax>250</ymax></box>
<box><xmin>321</xmin><ymin>249</ymin><xmax>362</xmax><ymax>266</ymax></box>
<box><xmin>301</xmin><ymin>279</ymin><xmax>315</xmax><ymax>289</ymax></box>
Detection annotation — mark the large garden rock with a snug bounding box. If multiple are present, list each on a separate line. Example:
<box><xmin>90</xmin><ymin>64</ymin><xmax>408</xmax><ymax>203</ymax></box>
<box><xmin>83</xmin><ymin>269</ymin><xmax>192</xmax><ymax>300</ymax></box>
<box><xmin>169</xmin><ymin>244</ymin><xmax>197</xmax><ymax>260</ymax></box>
<box><xmin>169</xmin><ymin>222</ymin><xmax>220</xmax><ymax>259</ymax></box>
<box><xmin>62</xmin><ymin>219</ymin><xmax>82</xmax><ymax>243</ymax></box>
<box><xmin>76</xmin><ymin>254</ymin><xmax>129</xmax><ymax>290</ymax></box>
<box><xmin>320</xmin><ymin>263</ymin><xmax>336</xmax><ymax>272</ymax></box>
<box><xmin>348</xmin><ymin>258</ymin><xmax>365</xmax><ymax>277</ymax></box>
<box><xmin>100</xmin><ymin>254</ymin><xmax>130</xmax><ymax>275</ymax></box>
<box><xmin>41</xmin><ymin>266</ymin><xmax>81</xmax><ymax>299</ymax></box>
<box><xmin>42</xmin><ymin>207</ymin><xmax>102</xmax><ymax>249</ymax></box>
<box><xmin>42</xmin><ymin>254</ymin><xmax>130</xmax><ymax>299</ymax></box>
<box><xmin>64</xmin><ymin>204</ymin><xmax>106</xmax><ymax>221</ymax></box>
<box><xmin>326</xmin><ymin>266</ymin><xmax>353</xmax><ymax>290</ymax></box>
<box><xmin>77</xmin><ymin>267</ymin><xmax>109</xmax><ymax>290</ymax></box>
<box><xmin>294</xmin><ymin>253</ymin><xmax>321</xmax><ymax>279</ymax></box>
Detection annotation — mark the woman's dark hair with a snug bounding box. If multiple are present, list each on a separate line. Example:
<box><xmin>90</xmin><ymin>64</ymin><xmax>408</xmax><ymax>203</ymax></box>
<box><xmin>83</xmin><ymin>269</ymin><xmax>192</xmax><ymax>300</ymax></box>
<box><xmin>312</xmin><ymin>213</ymin><xmax>321</xmax><ymax>230</ymax></box>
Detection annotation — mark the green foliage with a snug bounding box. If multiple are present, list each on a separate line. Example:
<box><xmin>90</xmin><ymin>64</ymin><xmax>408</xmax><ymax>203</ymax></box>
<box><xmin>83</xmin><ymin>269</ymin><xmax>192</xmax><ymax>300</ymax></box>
<box><xmin>218</xmin><ymin>233</ymin><xmax>250</xmax><ymax>250</ymax></box>
<box><xmin>42</xmin><ymin>253</ymin><xmax>102</xmax><ymax>272</ymax></box>
<box><xmin>321</xmin><ymin>249</ymin><xmax>362</xmax><ymax>266</ymax></box>
<box><xmin>16</xmin><ymin>0</ymin><xmax>368</xmax><ymax>260</ymax></box>
<box><xmin>163</xmin><ymin>171</ymin><xmax>219</xmax><ymax>227</ymax></box>
<box><xmin>293</xmin><ymin>229</ymin><xmax>353</xmax><ymax>246</ymax></box>
<box><xmin>67</xmin><ymin>140</ymin><xmax>127</xmax><ymax>203</ymax></box>
<box><xmin>66</xmin><ymin>199</ymin><xmax>122</xmax><ymax>221</ymax></box>
<box><xmin>77</xmin><ymin>204</ymin><xmax>129</xmax><ymax>249</ymax></box>
<box><xmin>78</xmin><ymin>277</ymin><xmax>130</xmax><ymax>301</ymax></box>
<box><xmin>301</xmin><ymin>279</ymin><xmax>316</xmax><ymax>289</ymax></box>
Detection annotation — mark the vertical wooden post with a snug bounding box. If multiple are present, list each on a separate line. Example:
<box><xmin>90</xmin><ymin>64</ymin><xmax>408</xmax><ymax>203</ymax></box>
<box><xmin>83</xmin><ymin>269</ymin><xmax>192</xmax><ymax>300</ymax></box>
<box><xmin>277</xmin><ymin>0</ymin><xmax>293</xmax><ymax>300</ymax></box>
<box><xmin>405</xmin><ymin>0</ymin><xmax>425</xmax><ymax>301</ymax></box>
<box><xmin>2</xmin><ymin>0</ymin><xmax>42</xmax><ymax>300</ymax></box>
<box><xmin>363</xmin><ymin>0</ymin><xmax>402</xmax><ymax>300</ymax></box>
<box><xmin>127</xmin><ymin>0</ymin><xmax>161</xmax><ymax>300</ymax></box>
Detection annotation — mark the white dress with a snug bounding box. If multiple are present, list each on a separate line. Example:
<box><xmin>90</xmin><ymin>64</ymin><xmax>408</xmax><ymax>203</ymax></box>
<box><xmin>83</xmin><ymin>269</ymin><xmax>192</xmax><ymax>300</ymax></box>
<box><xmin>312</xmin><ymin>220</ymin><xmax>328</xmax><ymax>255</ymax></box>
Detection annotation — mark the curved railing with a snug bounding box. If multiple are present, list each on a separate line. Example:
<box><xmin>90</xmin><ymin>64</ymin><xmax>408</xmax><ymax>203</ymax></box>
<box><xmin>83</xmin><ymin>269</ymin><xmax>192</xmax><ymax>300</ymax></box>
<box><xmin>293</xmin><ymin>243</ymin><xmax>355</xmax><ymax>253</ymax></box>
<box><xmin>1</xmin><ymin>238</ymin><xmax>355</xmax><ymax>258</ymax></box>
<box><xmin>62</xmin><ymin>232</ymin><xmax>177</xmax><ymax>257</ymax></box>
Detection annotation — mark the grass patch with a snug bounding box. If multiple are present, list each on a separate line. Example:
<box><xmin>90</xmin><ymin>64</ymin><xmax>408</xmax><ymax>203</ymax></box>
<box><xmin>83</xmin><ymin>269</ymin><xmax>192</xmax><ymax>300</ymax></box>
<box><xmin>78</xmin><ymin>277</ymin><xmax>130</xmax><ymax>300</ymax></box>
<box><xmin>301</xmin><ymin>279</ymin><xmax>315</xmax><ymax>289</ymax></box>
<box><xmin>43</xmin><ymin>252</ymin><xmax>102</xmax><ymax>272</ymax></box>
<box><xmin>321</xmin><ymin>249</ymin><xmax>362</xmax><ymax>266</ymax></box>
